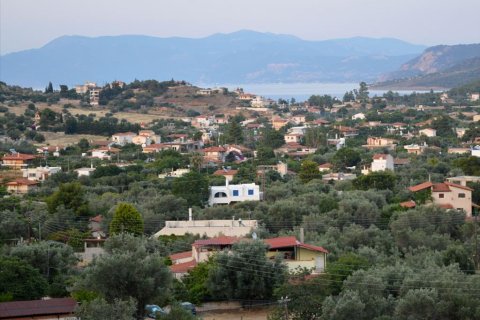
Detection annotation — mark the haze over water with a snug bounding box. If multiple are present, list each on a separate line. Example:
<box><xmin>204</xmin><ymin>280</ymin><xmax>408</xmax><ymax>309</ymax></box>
<box><xmin>201</xmin><ymin>82</ymin><xmax>430</xmax><ymax>102</ymax></box>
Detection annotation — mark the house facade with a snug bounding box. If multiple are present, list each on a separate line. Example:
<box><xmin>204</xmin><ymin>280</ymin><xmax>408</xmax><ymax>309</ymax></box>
<box><xmin>371</xmin><ymin>154</ymin><xmax>394</xmax><ymax>172</ymax></box>
<box><xmin>1</xmin><ymin>153</ymin><xmax>36</xmax><ymax>169</ymax></box>
<box><xmin>208</xmin><ymin>180</ymin><xmax>260</xmax><ymax>206</ymax></box>
<box><xmin>22</xmin><ymin>166</ymin><xmax>62</xmax><ymax>181</ymax></box>
<box><xmin>6</xmin><ymin>178</ymin><xmax>38</xmax><ymax>194</ymax></box>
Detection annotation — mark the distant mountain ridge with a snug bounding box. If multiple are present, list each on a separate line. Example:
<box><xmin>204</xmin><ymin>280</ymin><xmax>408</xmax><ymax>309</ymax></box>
<box><xmin>0</xmin><ymin>30</ymin><xmax>426</xmax><ymax>87</ymax></box>
<box><xmin>375</xmin><ymin>43</ymin><xmax>480</xmax><ymax>88</ymax></box>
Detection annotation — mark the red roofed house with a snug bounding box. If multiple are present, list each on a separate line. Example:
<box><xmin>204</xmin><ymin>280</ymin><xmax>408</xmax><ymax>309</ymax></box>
<box><xmin>318</xmin><ymin>163</ymin><xmax>332</xmax><ymax>172</ymax></box>
<box><xmin>408</xmin><ymin>181</ymin><xmax>474</xmax><ymax>217</ymax></box>
<box><xmin>5</xmin><ymin>178</ymin><xmax>38</xmax><ymax>194</ymax></box>
<box><xmin>0</xmin><ymin>298</ymin><xmax>77</xmax><ymax>320</ymax></box>
<box><xmin>169</xmin><ymin>235</ymin><xmax>329</xmax><ymax>278</ymax></box>
<box><xmin>1</xmin><ymin>153</ymin><xmax>36</xmax><ymax>169</ymax></box>
<box><xmin>202</xmin><ymin>146</ymin><xmax>227</xmax><ymax>163</ymax></box>
<box><xmin>213</xmin><ymin>169</ymin><xmax>238</xmax><ymax>182</ymax></box>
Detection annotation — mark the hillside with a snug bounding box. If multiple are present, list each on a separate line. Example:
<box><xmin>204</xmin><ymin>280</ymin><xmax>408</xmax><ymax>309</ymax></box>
<box><xmin>0</xmin><ymin>30</ymin><xmax>425</xmax><ymax>87</ymax></box>
<box><xmin>374</xmin><ymin>44</ymin><xmax>480</xmax><ymax>89</ymax></box>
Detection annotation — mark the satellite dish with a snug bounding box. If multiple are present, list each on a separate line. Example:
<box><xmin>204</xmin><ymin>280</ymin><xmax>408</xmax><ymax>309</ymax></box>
<box><xmin>252</xmin><ymin>232</ymin><xmax>257</xmax><ymax>240</ymax></box>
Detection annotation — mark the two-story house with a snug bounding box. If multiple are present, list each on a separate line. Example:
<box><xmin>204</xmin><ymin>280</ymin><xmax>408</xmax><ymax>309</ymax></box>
<box><xmin>408</xmin><ymin>181</ymin><xmax>474</xmax><ymax>217</ymax></box>
<box><xmin>111</xmin><ymin>132</ymin><xmax>136</xmax><ymax>146</ymax></box>
<box><xmin>209</xmin><ymin>180</ymin><xmax>260</xmax><ymax>206</ymax></box>
<box><xmin>1</xmin><ymin>153</ymin><xmax>36</xmax><ymax>169</ymax></box>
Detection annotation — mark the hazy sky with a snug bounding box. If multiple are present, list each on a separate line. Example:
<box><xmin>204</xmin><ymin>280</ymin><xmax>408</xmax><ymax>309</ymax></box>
<box><xmin>1</xmin><ymin>0</ymin><xmax>480</xmax><ymax>55</ymax></box>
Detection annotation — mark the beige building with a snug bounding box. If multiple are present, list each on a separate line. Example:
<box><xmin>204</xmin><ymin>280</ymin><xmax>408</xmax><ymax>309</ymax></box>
<box><xmin>1</xmin><ymin>153</ymin><xmax>36</xmax><ymax>169</ymax></box>
<box><xmin>419</xmin><ymin>128</ymin><xmax>437</xmax><ymax>137</ymax></box>
<box><xmin>155</xmin><ymin>219</ymin><xmax>257</xmax><ymax>238</ymax></box>
<box><xmin>363</xmin><ymin>137</ymin><xmax>397</xmax><ymax>150</ymax></box>
<box><xmin>6</xmin><ymin>178</ymin><xmax>38</xmax><ymax>194</ymax></box>
<box><xmin>408</xmin><ymin>181</ymin><xmax>474</xmax><ymax>217</ymax></box>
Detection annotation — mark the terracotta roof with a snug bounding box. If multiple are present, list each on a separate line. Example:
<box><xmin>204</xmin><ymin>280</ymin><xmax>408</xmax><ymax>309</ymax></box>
<box><xmin>444</xmin><ymin>182</ymin><xmax>473</xmax><ymax>191</ymax></box>
<box><xmin>373</xmin><ymin>154</ymin><xmax>390</xmax><ymax>160</ymax></box>
<box><xmin>408</xmin><ymin>181</ymin><xmax>433</xmax><ymax>192</ymax></box>
<box><xmin>432</xmin><ymin>183</ymin><xmax>451</xmax><ymax>192</ymax></box>
<box><xmin>89</xmin><ymin>215</ymin><xmax>103</xmax><ymax>223</ymax></box>
<box><xmin>90</xmin><ymin>147</ymin><xmax>121</xmax><ymax>152</ymax></box>
<box><xmin>439</xmin><ymin>203</ymin><xmax>454</xmax><ymax>209</ymax></box>
<box><xmin>400</xmin><ymin>200</ymin><xmax>416</xmax><ymax>208</ymax></box>
<box><xmin>394</xmin><ymin>158</ymin><xmax>410</xmax><ymax>165</ymax></box>
<box><xmin>170</xmin><ymin>251</ymin><xmax>193</xmax><ymax>261</ymax></box>
<box><xmin>0</xmin><ymin>298</ymin><xmax>77</xmax><ymax>318</ymax></box>
<box><xmin>1</xmin><ymin>153</ymin><xmax>36</xmax><ymax>161</ymax></box>
<box><xmin>170</xmin><ymin>260</ymin><xmax>197</xmax><ymax>274</ymax></box>
<box><xmin>6</xmin><ymin>179</ymin><xmax>38</xmax><ymax>186</ymax></box>
<box><xmin>391</xmin><ymin>122</ymin><xmax>407</xmax><ymax>127</ymax></box>
<box><xmin>264</xmin><ymin>236</ymin><xmax>329</xmax><ymax>254</ymax></box>
<box><xmin>194</xmin><ymin>236</ymin><xmax>239</xmax><ymax>247</ymax></box>
<box><xmin>318</xmin><ymin>163</ymin><xmax>332</xmax><ymax>169</ymax></box>
<box><xmin>203</xmin><ymin>146</ymin><xmax>227</xmax><ymax>152</ymax></box>
<box><xmin>213</xmin><ymin>169</ymin><xmax>238</xmax><ymax>176</ymax></box>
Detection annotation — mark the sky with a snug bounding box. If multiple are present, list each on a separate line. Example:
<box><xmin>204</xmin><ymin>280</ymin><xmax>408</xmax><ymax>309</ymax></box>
<box><xmin>1</xmin><ymin>0</ymin><xmax>480</xmax><ymax>55</ymax></box>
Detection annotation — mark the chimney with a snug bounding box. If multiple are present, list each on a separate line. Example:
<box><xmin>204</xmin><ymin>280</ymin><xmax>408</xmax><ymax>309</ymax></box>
<box><xmin>188</xmin><ymin>208</ymin><xmax>193</xmax><ymax>221</ymax></box>
<box><xmin>225</xmin><ymin>177</ymin><xmax>229</xmax><ymax>187</ymax></box>
<box><xmin>299</xmin><ymin>227</ymin><xmax>305</xmax><ymax>243</ymax></box>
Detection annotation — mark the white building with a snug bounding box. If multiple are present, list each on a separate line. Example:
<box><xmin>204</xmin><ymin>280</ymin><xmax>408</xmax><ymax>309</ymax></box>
<box><xmin>471</xmin><ymin>146</ymin><xmax>480</xmax><ymax>158</ymax></box>
<box><xmin>155</xmin><ymin>218</ymin><xmax>258</xmax><ymax>238</ymax></box>
<box><xmin>208</xmin><ymin>180</ymin><xmax>260</xmax><ymax>206</ymax></box>
<box><xmin>158</xmin><ymin>168</ymin><xmax>190</xmax><ymax>179</ymax></box>
<box><xmin>471</xmin><ymin>93</ymin><xmax>480</xmax><ymax>102</ymax></box>
<box><xmin>22</xmin><ymin>166</ymin><xmax>62</xmax><ymax>181</ymax></box>
<box><xmin>419</xmin><ymin>128</ymin><xmax>436</xmax><ymax>137</ymax></box>
<box><xmin>111</xmin><ymin>132</ymin><xmax>136</xmax><ymax>146</ymax></box>
<box><xmin>371</xmin><ymin>154</ymin><xmax>394</xmax><ymax>172</ymax></box>
<box><xmin>76</xmin><ymin>166</ymin><xmax>96</xmax><ymax>177</ymax></box>
<box><xmin>352</xmin><ymin>113</ymin><xmax>366</xmax><ymax>120</ymax></box>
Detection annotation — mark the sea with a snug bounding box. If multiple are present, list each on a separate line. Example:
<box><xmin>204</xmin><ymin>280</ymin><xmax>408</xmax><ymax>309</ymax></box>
<box><xmin>198</xmin><ymin>82</ymin><xmax>431</xmax><ymax>102</ymax></box>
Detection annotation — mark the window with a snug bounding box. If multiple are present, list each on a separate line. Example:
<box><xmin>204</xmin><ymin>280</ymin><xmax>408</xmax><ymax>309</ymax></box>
<box><xmin>232</xmin><ymin>190</ymin><xmax>239</xmax><ymax>197</ymax></box>
<box><xmin>458</xmin><ymin>193</ymin><xmax>466</xmax><ymax>198</ymax></box>
<box><xmin>439</xmin><ymin>193</ymin><xmax>444</xmax><ymax>198</ymax></box>
<box><xmin>248</xmin><ymin>189</ymin><xmax>254</xmax><ymax>196</ymax></box>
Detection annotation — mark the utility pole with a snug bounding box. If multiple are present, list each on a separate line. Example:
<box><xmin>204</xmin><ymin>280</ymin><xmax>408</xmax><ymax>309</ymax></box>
<box><xmin>475</xmin><ymin>211</ymin><xmax>479</xmax><ymax>270</ymax></box>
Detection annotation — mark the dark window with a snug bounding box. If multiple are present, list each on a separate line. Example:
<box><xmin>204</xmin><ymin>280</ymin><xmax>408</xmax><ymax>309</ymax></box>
<box><xmin>233</xmin><ymin>190</ymin><xmax>239</xmax><ymax>196</ymax></box>
<box><xmin>248</xmin><ymin>189</ymin><xmax>254</xmax><ymax>196</ymax></box>
<box><xmin>439</xmin><ymin>193</ymin><xmax>444</xmax><ymax>198</ymax></box>
<box><xmin>458</xmin><ymin>193</ymin><xmax>466</xmax><ymax>198</ymax></box>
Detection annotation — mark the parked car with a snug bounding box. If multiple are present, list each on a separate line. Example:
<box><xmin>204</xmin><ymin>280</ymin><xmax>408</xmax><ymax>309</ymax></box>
<box><xmin>180</xmin><ymin>302</ymin><xmax>196</xmax><ymax>315</ymax></box>
<box><xmin>145</xmin><ymin>304</ymin><xmax>167</xmax><ymax>318</ymax></box>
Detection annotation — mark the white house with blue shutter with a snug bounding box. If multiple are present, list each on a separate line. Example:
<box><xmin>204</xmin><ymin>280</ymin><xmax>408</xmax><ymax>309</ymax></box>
<box><xmin>208</xmin><ymin>179</ymin><xmax>260</xmax><ymax>206</ymax></box>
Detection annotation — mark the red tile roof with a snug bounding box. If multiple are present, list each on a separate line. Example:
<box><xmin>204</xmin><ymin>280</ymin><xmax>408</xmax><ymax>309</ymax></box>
<box><xmin>439</xmin><ymin>203</ymin><xmax>454</xmax><ymax>209</ymax></box>
<box><xmin>0</xmin><ymin>298</ymin><xmax>77</xmax><ymax>318</ymax></box>
<box><xmin>318</xmin><ymin>163</ymin><xmax>332</xmax><ymax>169</ymax></box>
<box><xmin>193</xmin><ymin>236</ymin><xmax>239</xmax><ymax>247</ymax></box>
<box><xmin>400</xmin><ymin>200</ymin><xmax>416</xmax><ymax>208</ymax></box>
<box><xmin>372</xmin><ymin>154</ymin><xmax>390</xmax><ymax>160</ymax></box>
<box><xmin>5</xmin><ymin>179</ymin><xmax>38</xmax><ymax>186</ymax></box>
<box><xmin>89</xmin><ymin>215</ymin><xmax>103</xmax><ymax>223</ymax></box>
<box><xmin>264</xmin><ymin>236</ymin><xmax>329</xmax><ymax>254</ymax></box>
<box><xmin>408</xmin><ymin>181</ymin><xmax>433</xmax><ymax>192</ymax></box>
<box><xmin>213</xmin><ymin>169</ymin><xmax>238</xmax><ymax>176</ymax></box>
<box><xmin>203</xmin><ymin>146</ymin><xmax>227</xmax><ymax>153</ymax></box>
<box><xmin>445</xmin><ymin>182</ymin><xmax>473</xmax><ymax>191</ymax></box>
<box><xmin>170</xmin><ymin>251</ymin><xmax>193</xmax><ymax>261</ymax></box>
<box><xmin>432</xmin><ymin>183</ymin><xmax>451</xmax><ymax>192</ymax></box>
<box><xmin>1</xmin><ymin>153</ymin><xmax>36</xmax><ymax>161</ymax></box>
<box><xmin>170</xmin><ymin>260</ymin><xmax>197</xmax><ymax>273</ymax></box>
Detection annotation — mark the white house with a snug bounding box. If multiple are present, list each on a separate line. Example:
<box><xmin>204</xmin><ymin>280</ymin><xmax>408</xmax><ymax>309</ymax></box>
<box><xmin>90</xmin><ymin>147</ymin><xmax>120</xmax><ymax>160</ymax></box>
<box><xmin>208</xmin><ymin>180</ymin><xmax>260</xmax><ymax>206</ymax></box>
<box><xmin>158</xmin><ymin>168</ymin><xmax>190</xmax><ymax>179</ymax></box>
<box><xmin>352</xmin><ymin>113</ymin><xmax>366</xmax><ymax>120</ymax></box>
<box><xmin>472</xmin><ymin>146</ymin><xmax>480</xmax><ymax>158</ymax></box>
<box><xmin>470</xmin><ymin>93</ymin><xmax>480</xmax><ymax>102</ymax></box>
<box><xmin>22</xmin><ymin>166</ymin><xmax>62</xmax><ymax>181</ymax></box>
<box><xmin>111</xmin><ymin>132</ymin><xmax>136</xmax><ymax>146</ymax></box>
<box><xmin>419</xmin><ymin>128</ymin><xmax>436</xmax><ymax>137</ymax></box>
<box><xmin>75</xmin><ymin>165</ymin><xmax>96</xmax><ymax>177</ymax></box>
<box><xmin>371</xmin><ymin>154</ymin><xmax>394</xmax><ymax>172</ymax></box>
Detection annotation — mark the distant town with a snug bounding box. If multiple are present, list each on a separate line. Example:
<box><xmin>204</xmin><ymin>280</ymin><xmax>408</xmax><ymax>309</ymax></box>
<box><xmin>1</xmin><ymin>77</ymin><xmax>480</xmax><ymax>319</ymax></box>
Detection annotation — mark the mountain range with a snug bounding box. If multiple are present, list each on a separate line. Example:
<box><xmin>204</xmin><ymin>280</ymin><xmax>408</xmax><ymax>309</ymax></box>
<box><xmin>374</xmin><ymin>44</ymin><xmax>480</xmax><ymax>89</ymax></box>
<box><xmin>0</xmin><ymin>30</ymin><xmax>426</xmax><ymax>88</ymax></box>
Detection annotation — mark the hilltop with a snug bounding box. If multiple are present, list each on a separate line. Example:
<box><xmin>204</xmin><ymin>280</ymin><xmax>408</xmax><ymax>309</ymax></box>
<box><xmin>0</xmin><ymin>30</ymin><xmax>425</xmax><ymax>87</ymax></box>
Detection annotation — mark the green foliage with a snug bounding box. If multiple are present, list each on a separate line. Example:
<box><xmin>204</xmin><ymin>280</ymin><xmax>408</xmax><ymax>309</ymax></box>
<box><xmin>109</xmin><ymin>203</ymin><xmax>144</xmax><ymax>236</ymax></box>
<box><xmin>353</xmin><ymin>171</ymin><xmax>396</xmax><ymax>191</ymax></box>
<box><xmin>74</xmin><ymin>234</ymin><xmax>172</xmax><ymax>318</ymax></box>
<box><xmin>326</xmin><ymin>253</ymin><xmax>369</xmax><ymax>295</ymax></box>
<box><xmin>182</xmin><ymin>260</ymin><xmax>213</xmax><ymax>304</ymax></box>
<box><xmin>172</xmin><ymin>171</ymin><xmax>209</xmax><ymax>207</ymax></box>
<box><xmin>207</xmin><ymin>240</ymin><xmax>287</xmax><ymax>300</ymax></box>
<box><xmin>46</xmin><ymin>182</ymin><xmax>89</xmax><ymax>216</ymax></box>
<box><xmin>332</xmin><ymin>148</ymin><xmax>361</xmax><ymax>169</ymax></box>
<box><xmin>453</xmin><ymin>156</ymin><xmax>480</xmax><ymax>175</ymax></box>
<box><xmin>224</xmin><ymin>120</ymin><xmax>244</xmax><ymax>144</ymax></box>
<box><xmin>158</xmin><ymin>304</ymin><xmax>197</xmax><ymax>320</ymax></box>
<box><xmin>75</xmin><ymin>297</ymin><xmax>137</xmax><ymax>320</ymax></box>
<box><xmin>0</xmin><ymin>256</ymin><xmax>48</xmax><ymax>300</ymax></box>
<box><xmin>299</xmin><ymin>160</ymin><xmax>322</xmax><ymax>183</ymax></box>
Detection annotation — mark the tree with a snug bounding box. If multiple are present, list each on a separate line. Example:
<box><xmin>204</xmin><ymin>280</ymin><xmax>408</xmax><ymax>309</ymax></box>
<box><xmin>46</xmin><ymin>182</ymin><xmax>89</xmax><ymax>216</ymax></box>
<box><xmin>353</xmin><ymin>171</ymin><xmax>396</xmax><ymax>190</ymax></box>
<box><xmin>172</xmin><ymin>171</ymin><xmax>209</xmax><ymax>207</ymax></box>
<box><xmin>74</xmin><ymin>235</ymin><xmax>172</xmax><ymax>319</ymax></box>
<box><xmin>9</xmin><ymin>241</ymin><xmax>78</xmax><ymax>297</ymax></box>
<box><xmin>0</xmin><ymin>257</ymin><xmax>48</xmax><ymax>301</ymax></box>
<box><xmin>332</xmin><ymin>148</ymin><xmax>361</xmax><ymax>169</ymax></box>
<box><xmin>354</xmin><ymin>82</ymin><xmax>369</xmax><ymax>103</ymax></box>
<box><xmin>182</xmin><ymin>260</ymin><xmax>213</xmax><ymax>304</ymax></box>
<box><xmin>45</xmin><ymin>81</ymin><xmax>54</xmax><ymax>93</ymax></box>
<box><xmin>299</xmin><ymin>160</ymin><xmax>322</xmax><ymax>183</ymax></box>
<box><xmin>224</xmin><ymin>121</ymin><xmax>244</xmax><ymax>144</ymax></box>
<box><xmin>75</xmin><ymin>297</ymin><xmax>137</xmax><ymax>320</ymax></box>
<box><xmin>109</xmin><ymin>203</ymin><xmax>144</xmax><ymax>236</ymax></box>
<box><xmin>326</xmin><ymin>253</ymin><xmax>369</xmax><ymax>295</ymax></box>
<box><xmin>207</xmin><ymin>240</ymin><xmax>287</xmax><ymax>300</ymax></box>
